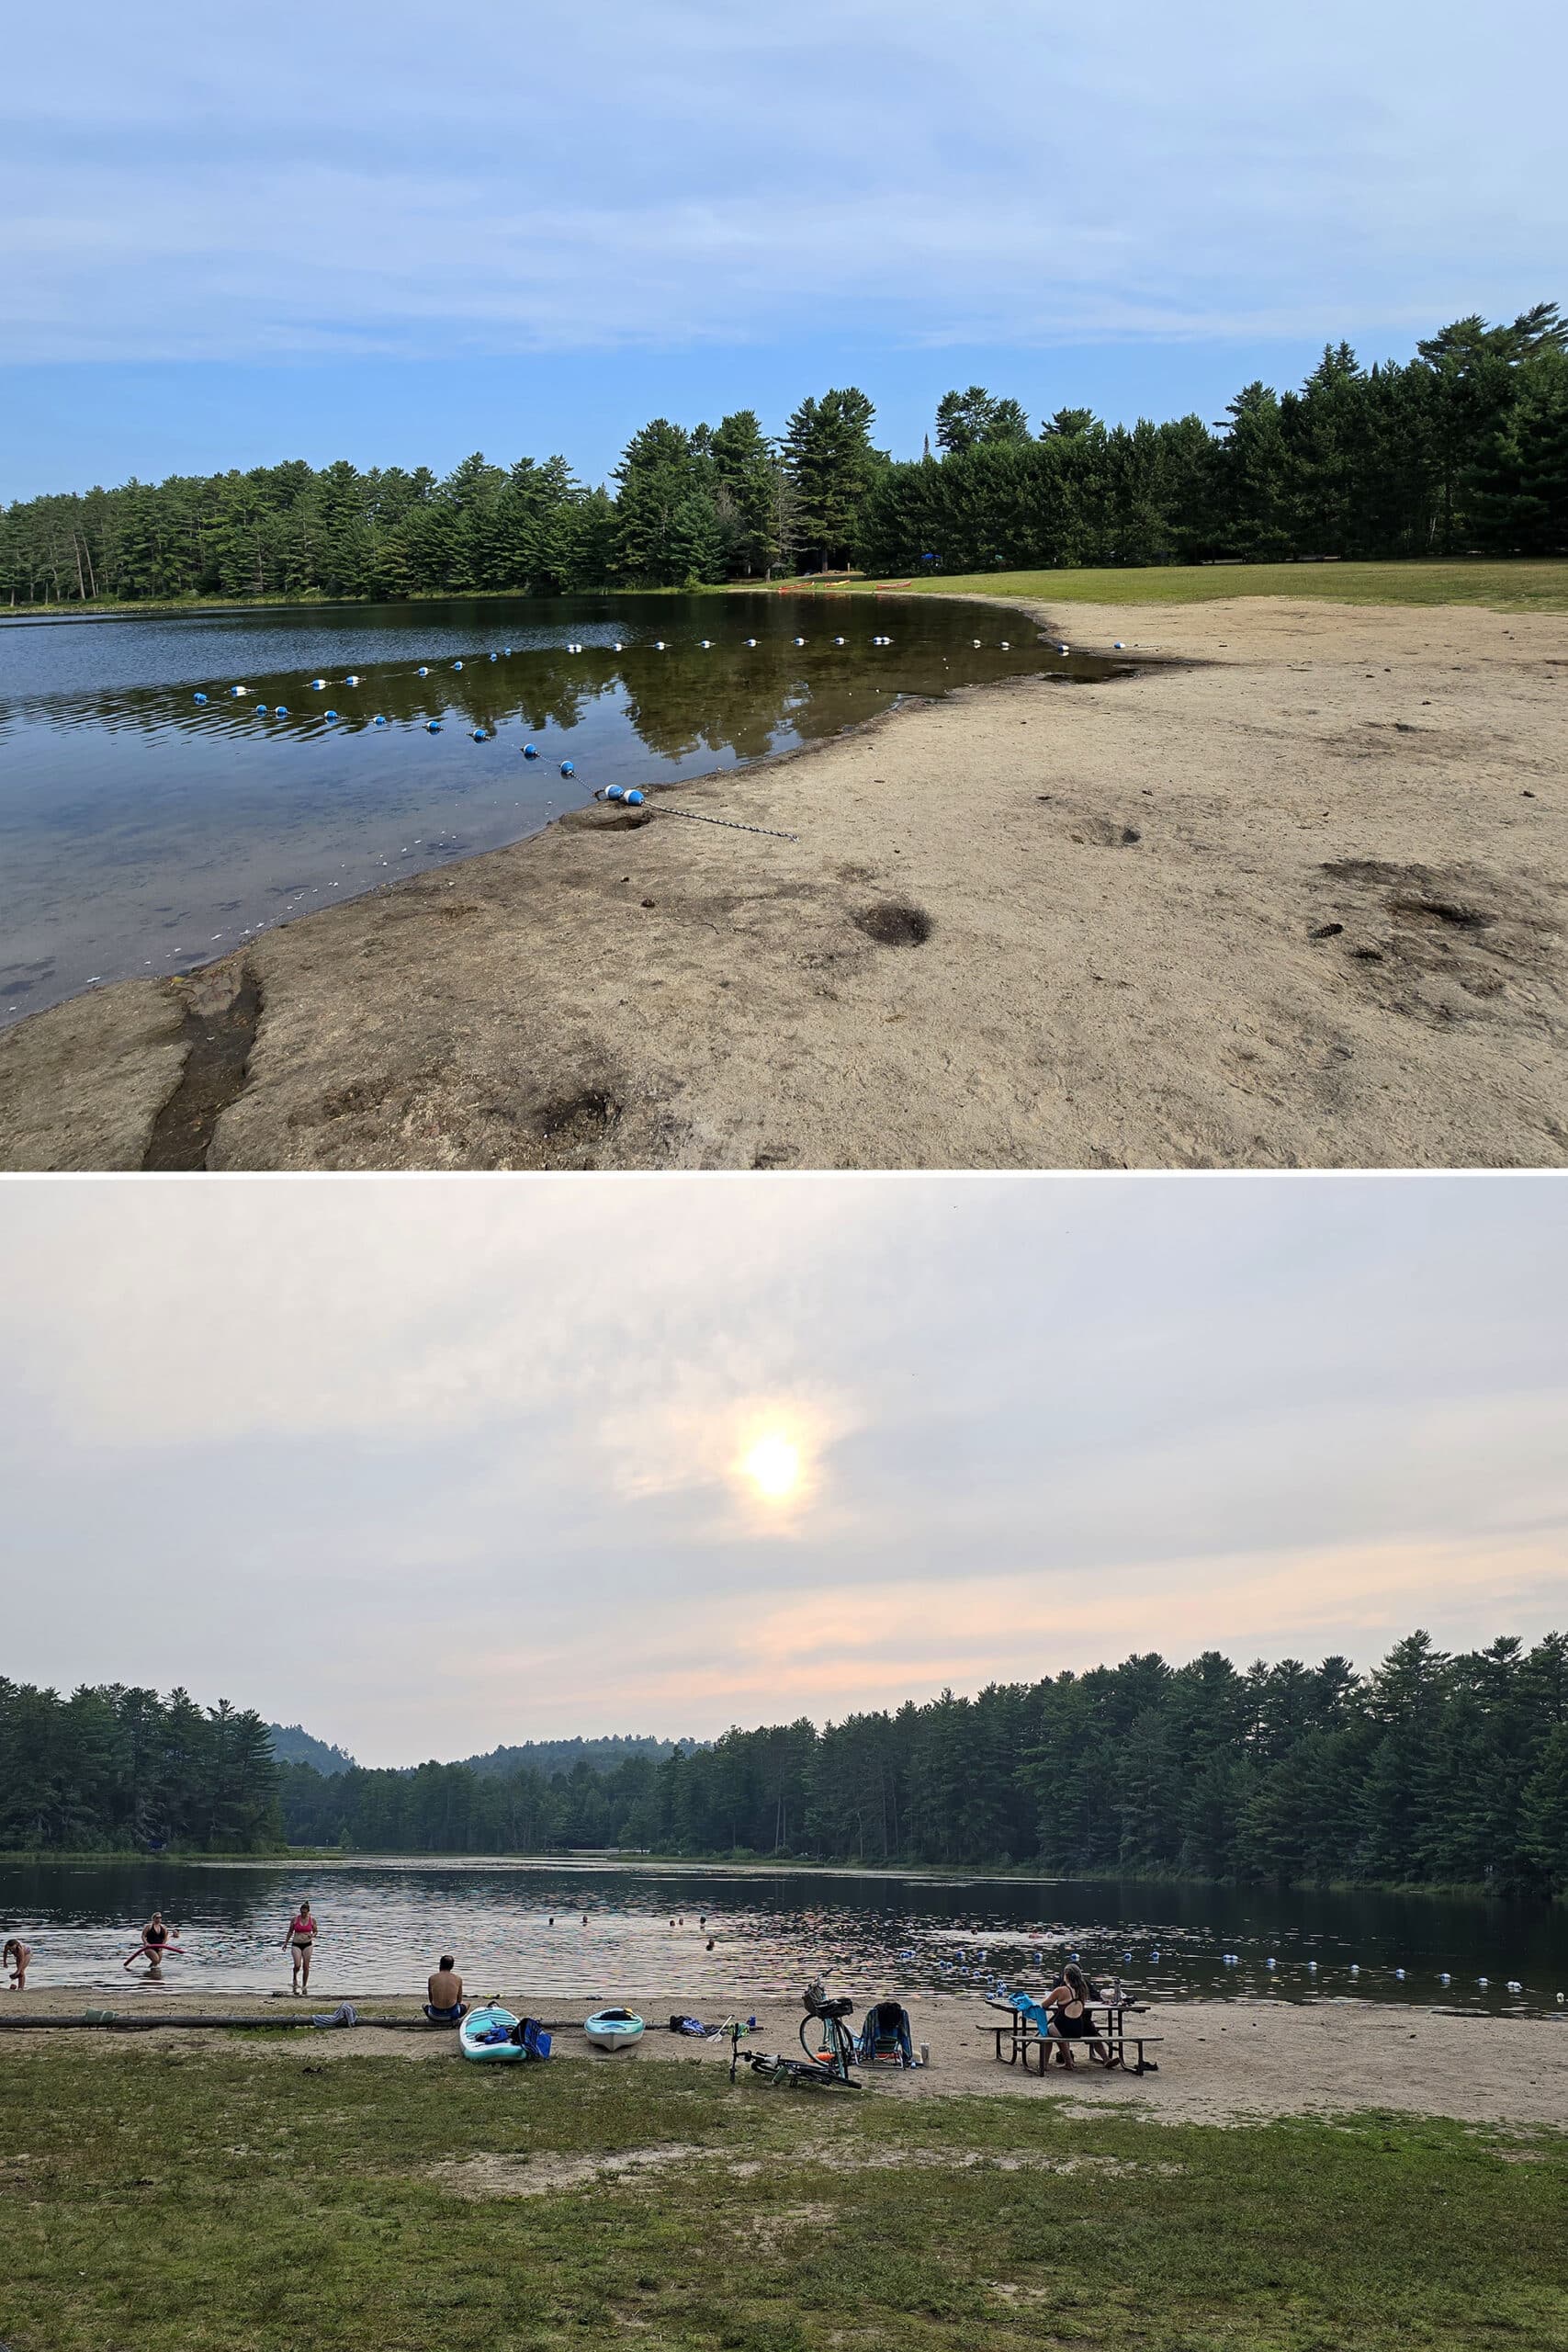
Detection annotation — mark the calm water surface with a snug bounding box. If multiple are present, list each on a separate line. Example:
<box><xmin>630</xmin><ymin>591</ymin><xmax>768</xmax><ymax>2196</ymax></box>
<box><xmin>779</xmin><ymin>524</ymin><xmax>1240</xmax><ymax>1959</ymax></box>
<box><xmin>0</xmin><ymin>594</ymin><xmax>1092</xmax><ymax>1027</ymax></box>
<box><xmin>3</xmin><ymin>1859</ymin><xmax>1562</xmax><ymax>2013</ymax></box>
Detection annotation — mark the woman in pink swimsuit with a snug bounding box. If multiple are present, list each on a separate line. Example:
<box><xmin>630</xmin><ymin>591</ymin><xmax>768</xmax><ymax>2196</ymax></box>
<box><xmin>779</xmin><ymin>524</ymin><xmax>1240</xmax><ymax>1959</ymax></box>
<box><xmin>282</xmin><ymin>1899</ymin><xmax>318</xmax><ymax>1993</ymax></box>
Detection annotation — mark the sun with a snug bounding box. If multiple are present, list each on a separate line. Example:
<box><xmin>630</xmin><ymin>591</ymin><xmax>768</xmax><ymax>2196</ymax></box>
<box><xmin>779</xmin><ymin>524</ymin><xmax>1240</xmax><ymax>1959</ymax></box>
<box><xmin>742</xmin><ymin>1432</ymin><xmax>802</xmax><ymax>1501</ymax></box>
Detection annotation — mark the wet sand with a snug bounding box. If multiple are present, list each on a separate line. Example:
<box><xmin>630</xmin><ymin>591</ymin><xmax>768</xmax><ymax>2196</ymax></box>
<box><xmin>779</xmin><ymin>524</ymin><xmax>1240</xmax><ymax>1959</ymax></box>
<box><xmin>2</xmin><ymin>594</ymin><xmax>1564</xmax><ymax>1170</ymax></box>
<box><xmin>6</xmin><ymin>1986</ymin><xmax>1565</xmax><ymax>2131</ymax></box>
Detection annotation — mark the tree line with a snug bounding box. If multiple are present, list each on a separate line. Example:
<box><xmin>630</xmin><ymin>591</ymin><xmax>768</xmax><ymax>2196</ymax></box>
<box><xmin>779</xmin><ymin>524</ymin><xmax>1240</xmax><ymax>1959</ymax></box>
<box><xmin>0</xmin><ymin>1680</ymin><xmax>280</xmax><ymax>1851</ymax></box>
<box><xmin>4</xmin><ymin>304</ymin><xmax>1562</xmax><ymax>608</ymax></box>
<box><xmin>273</xmin><ymin>1631</ymin><xmax>1568</xmax><ymax>1893</ymax></box>
<box><xmin>9</xmin><ymin>1631</ymin><xmax>1566</xmax><ymax>1891</ymax></box>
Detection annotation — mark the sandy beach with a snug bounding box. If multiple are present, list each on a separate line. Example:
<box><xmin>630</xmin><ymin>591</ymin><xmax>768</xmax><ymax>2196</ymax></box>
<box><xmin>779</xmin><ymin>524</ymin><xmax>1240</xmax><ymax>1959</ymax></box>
<box><xmin>2</xmin><ymin>594</ymin><xmax>1564</xmax><ymax>1171</ymax></box>
<box><xmin>6</xmin><ymin>1985</ymin><xmax>1565</xmax><ymax>2132</ymax></box>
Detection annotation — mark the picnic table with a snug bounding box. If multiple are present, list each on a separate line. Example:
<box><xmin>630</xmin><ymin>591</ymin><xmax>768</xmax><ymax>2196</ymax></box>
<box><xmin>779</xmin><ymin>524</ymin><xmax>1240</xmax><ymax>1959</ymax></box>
<box><xmin>983</xmin><ymin>1998</ymin><xmax>1160</xmax><ymax>2076</ymax></box>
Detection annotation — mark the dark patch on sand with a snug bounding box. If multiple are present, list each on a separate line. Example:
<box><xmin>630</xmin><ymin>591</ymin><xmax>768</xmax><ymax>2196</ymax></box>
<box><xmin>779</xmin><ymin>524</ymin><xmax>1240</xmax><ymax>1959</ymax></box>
<box><xmin>141</xmin><ymin>966</ymin><xmax>262</xmax><ymax>1170</ymax></box>
<box><xmin>854</xmin><ymin>901</ymin><xmax>932</xmax><ymax>947</ymax></box>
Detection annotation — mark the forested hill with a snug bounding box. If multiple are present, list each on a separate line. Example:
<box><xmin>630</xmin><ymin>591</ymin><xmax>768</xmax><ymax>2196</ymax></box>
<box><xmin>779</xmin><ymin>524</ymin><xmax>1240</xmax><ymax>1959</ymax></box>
<box><xmin>7</xmin><ymin>1634</ymin><xmax>1567</xmax><ymax>1890</ymax></box>
<box><xmin>5</xmin><ymin>303</ymin><xmax>1563</xmax><ymax>606</ymax></box>
<box><xmin>265</xmin><ymin>1723</ymin><xmax>356</xmax><ymax>1776</ymax></box>
<box><xmin>460</xmin><ymin>1736</ymin><xmax>685</xmax><ymax>1780</ymax></box>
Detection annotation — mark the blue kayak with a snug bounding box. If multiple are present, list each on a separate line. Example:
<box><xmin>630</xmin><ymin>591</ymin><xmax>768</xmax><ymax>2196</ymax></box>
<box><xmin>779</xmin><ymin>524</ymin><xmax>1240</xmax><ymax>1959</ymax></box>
<box><xmin>584</xmin><ymin>2007</ymin><xmax>644</xmax><ymax>2051</ymax></box>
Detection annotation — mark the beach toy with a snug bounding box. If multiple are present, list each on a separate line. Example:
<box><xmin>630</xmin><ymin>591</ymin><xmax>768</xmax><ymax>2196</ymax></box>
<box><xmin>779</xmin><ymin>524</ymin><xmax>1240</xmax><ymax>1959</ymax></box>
<box><xmin>425</xmin><ymin>720</ymin><xmax>442</xmax><ymax>732</ymax></box>
<box><xmin>373</xmin><ymin>714</ymin><xmax>387</xmax><ymax>726</ymax></box>
<box><xmin>559</xmin><ymin>760</ymin><xmax>575</xmax><ymax>776</ymax></box>
<box><xmin>192</xmin><ymin>692</ymin><xmax>208</xmax><ymax>703</ymax></box>
<box><xmin>625</xmin><ymin>789</ymin><xmax>645</xmax><ymax>807</ymax></box>
<box><xmin>523</xmin><ymin>743</ymin><xmax>538</xmax><ymax>758</ymax></box>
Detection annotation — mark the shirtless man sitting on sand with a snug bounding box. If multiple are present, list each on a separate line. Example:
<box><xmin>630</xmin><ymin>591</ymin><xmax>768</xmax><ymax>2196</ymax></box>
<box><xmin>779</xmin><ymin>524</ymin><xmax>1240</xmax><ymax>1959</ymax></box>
<box><xmin>424</xmin><ymin>1956</ymin><xmax>468</xmax><ymax>2023</ymax></box>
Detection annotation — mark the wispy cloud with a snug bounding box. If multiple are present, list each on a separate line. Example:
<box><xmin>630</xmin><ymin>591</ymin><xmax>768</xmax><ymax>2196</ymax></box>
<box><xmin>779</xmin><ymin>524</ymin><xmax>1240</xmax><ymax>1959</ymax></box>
<box><xmin>2</xmin><ymin>2</ymin><xmax>1562</xmax><ymax>364</ymax></box>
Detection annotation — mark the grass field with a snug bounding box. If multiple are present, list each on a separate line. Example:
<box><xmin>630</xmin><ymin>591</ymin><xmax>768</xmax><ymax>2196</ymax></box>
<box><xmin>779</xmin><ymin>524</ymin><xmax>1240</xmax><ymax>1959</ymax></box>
<box><xmin>2</xmin><ymin>2040</ymin><xmax>1563</xmax><ymax>2351</ymax></box>
<box><xmin>829</xmin><ymin>560</ymin><xmax>1568</xmax><ymax>613</ymax></box>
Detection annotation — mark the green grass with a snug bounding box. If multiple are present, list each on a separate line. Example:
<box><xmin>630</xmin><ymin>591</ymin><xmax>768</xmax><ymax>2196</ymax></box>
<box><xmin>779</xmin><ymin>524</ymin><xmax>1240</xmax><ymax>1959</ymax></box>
<box><xmin>840</xmin><ymin>560</ymin><xmax>1568</xmax><ymax>613</ymax></box>
<box><xmin>2</xmin><ymin>2040</ymin><xmax>1563</xmax><ymax>2351</ymax></box>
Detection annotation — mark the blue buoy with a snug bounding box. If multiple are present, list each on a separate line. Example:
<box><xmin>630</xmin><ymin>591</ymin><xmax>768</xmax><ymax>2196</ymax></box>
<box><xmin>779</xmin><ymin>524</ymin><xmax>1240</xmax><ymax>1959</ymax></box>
<box><xmin>503</xmin><ymin>647</ymin><xmax>512</xmax><ymax>656</ymax></box>
<box><xmin>489</xmin><ymin>652</ymin><xmax>497</xmax><ymax>662</ymax></box>
<box><xmin>625</xmin><ymin>789</ymin><xmax>645</xmax><ymax>807</ymax></box>
<box><xmin>654</xmin><ymin>639</ymin><xmax>666</xmax><ymax>650</ymax></box>
<box><xmin>373</xmin><ymin>715</ymin><xmax>388</xmax><ymax>726</ymax></box>
<box><xmin>613</xmin><ymin>641</ymin><xmax>624</xmax><ymax>651</ymax></box>
<box><xmin>255</xmin><ymin>705</ymin><xmax>270</xmax><ymax>715</ymax></box>
<box><xmin>605</xmin><ymin>785</ymin><xmax>626</xmax><ymax>801</ymax></box>
<box><xmin>471</xmin><ymin>728</ymin><xmax>489</xmax><ymax>741</ymax></box>
<box><xmin>523</xmin><ymin>743</ymin><xmax>538</xmax><ymax>759</ymax></box>
<box><xmin>745</xmin><ymin>637</ymin><xmax>756</xmax><ymax>647</ymax></box>
<box><xmin>192</xmin><ymin>692</ymin><xmax>208</xmax><ymax>704</ymax></box>
<box><xmin>275</xmin><ymin>705</ymin><xmax>288</xmax><ymax>717</ymax></box>
<box><xmin>1438</xmin><ymin>1973</ymin><xmax>1450</xmax><ymax>1985</ymax></box>
<box><xmin>324</xmin><ymin>709</ymin><xmax>339</xmax><ymax>720</ymax></box>
<box><xmin>1394</xmin><ymin>1967</ymin><xmax>1405</xmax><ymax>1981</ymax></box>
<box><xmin>452</xmin><ymin>660</ymin><xmax>463</xmax><ymax>671</ymax></box>
<box><xmin>416</xmin><ymin>666</ymin><xmax>429</xmax><ymax>678</ymax></box>
<box><xmin>344</xmin><ymin>673</ymin><xmax>360</xmax><ymax>686</ymax></box>
<box><xmin>559</xmin><ymin>760</ymin><xmax>575</xmax><ymax>776</ymax></box>
<box><xmin>425</xmin><ymin>720</ymin><xmax>442</xmax><ymax>733</ymax></box>
<box><xmin>310</xmin><ymin>678</ymin><xmax>326</xmax><ymax>690</ymax></box>
<box><xmin>794</xmin><ymin>636</ymin><xmax>805</xmax><ymax>646</ymax></box>
<box><xmin>230</xmin><ymin>685</ymin><xmax>247</xmax><ymax>697</ymax></box>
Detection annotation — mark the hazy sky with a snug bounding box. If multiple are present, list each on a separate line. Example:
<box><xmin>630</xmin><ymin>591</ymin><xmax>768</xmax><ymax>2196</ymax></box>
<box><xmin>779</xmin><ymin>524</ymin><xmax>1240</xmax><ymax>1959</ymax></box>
<box><xmin>4</xmin><ymin>1177</ymin><xmax>1563</xmax><ymax>1765</ymax></box>
<box><xmin>5</xmin><ymin>0</ymin><xmax>1564</xmax><ymax>495</ymax></box>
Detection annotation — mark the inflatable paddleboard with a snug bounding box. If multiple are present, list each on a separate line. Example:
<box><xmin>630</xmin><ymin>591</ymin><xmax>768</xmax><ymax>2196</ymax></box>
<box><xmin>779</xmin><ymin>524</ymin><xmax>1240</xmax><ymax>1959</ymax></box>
<box><xmin>459</xmin><ymin>2004</ymin><xmax>525</xmax><ymax>2062</ymax></box>
<box><xmin>584</xmin><ymin>2007</ymin><xmax>644</xmax><ymax>2051</ymax></box>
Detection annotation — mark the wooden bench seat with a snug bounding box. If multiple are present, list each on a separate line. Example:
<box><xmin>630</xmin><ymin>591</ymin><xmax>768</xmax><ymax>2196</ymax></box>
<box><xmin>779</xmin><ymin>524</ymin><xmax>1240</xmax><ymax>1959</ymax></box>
<box><xmin>982</xmin><ymin>2004</ymin><xmax>1161</xmax><ymax>2076</ymax></box>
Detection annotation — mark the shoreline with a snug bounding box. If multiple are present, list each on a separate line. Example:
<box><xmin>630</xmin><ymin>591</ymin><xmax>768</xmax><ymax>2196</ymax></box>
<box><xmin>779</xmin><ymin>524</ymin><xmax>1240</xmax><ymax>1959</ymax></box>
<box><xmin>5</xmin><ymin>1987</ymin><xmax>1565</xmax><ymax>2128</ymax></box>
<box><xmin>3</xmin><ymin>591</ymin><xmax>1565</xmax><ymax>1170</ymax></box>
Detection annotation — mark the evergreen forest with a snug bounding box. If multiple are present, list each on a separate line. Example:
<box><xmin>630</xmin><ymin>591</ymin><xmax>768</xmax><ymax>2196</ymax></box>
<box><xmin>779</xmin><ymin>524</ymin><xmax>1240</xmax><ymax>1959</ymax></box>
<box><xmin>4</xmin><ymin>306</ymin><xmax>1564</xmax><ymax>607</ymax></box>
<box><xmin>6</xmin><ymin>1629</ymin><xmax>1568</xmax><ymax>1894</ymax></box>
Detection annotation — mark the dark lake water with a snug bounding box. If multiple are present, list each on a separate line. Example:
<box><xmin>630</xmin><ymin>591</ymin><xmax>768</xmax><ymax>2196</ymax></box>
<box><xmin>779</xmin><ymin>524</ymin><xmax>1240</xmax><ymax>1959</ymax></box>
<box><xmin>3</xmin><ymin>1859</ymin><xmax>1562</xmax><ymax>2014</ymax></box>
<box><xmin>0</xmin><ymin>593</ymin><xmax>1087</xmax><ymax>1028</ymax></box>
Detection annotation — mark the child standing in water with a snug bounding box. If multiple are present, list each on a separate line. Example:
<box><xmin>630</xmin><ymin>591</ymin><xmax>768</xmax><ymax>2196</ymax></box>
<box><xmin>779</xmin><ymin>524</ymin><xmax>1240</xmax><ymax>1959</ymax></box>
<box><xmin>283</xmin><ymin>1898</ymin><xmax>318</xmax><ymax>1993</ymax></box>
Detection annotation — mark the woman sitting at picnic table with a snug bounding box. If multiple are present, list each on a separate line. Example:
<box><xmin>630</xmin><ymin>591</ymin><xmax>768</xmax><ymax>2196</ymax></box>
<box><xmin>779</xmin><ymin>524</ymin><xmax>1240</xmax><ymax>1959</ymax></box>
<box><xmin>1041</xmin><ymin>1964</ymin><xmax>1112</xmax><ymax>2067</ymax></box>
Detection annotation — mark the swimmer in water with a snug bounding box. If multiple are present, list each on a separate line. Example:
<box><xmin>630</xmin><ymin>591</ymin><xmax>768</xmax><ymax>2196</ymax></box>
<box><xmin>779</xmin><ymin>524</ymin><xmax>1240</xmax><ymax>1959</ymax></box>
<box><xmin>126</xmin><ymin>1912</ymin><xmax>174</xmax><ymax>1974</ymax></box>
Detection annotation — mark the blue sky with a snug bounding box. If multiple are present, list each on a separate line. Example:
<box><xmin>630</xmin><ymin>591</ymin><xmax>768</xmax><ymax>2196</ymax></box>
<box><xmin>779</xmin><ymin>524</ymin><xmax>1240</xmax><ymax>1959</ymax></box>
<box><xmin>4</xmin><ymin>0</ymin><xmax>1564</xmax><ymax>501</ymax></box>
<box><xmin>5</xmin><ymin>1177</ymin><xmax>1563</xmax><ymax>1763</ymax></box>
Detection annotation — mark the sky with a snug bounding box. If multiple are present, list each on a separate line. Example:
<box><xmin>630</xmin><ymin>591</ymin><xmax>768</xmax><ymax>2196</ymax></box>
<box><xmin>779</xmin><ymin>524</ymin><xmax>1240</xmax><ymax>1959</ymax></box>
<box><xmin>4</xmin><ymin>1176</ymin><xmax>1564</xmax><ymax>1766</ymax></box>
<box><xmin>4</xmin><ymin>1</ymin><xmax>1565</xmax><ymax>500</ymax></box>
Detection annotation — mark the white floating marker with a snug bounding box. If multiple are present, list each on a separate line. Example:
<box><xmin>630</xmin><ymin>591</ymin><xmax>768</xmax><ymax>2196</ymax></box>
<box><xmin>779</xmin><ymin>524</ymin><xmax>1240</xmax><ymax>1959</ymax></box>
<box><xmin>613</xmin><ymin>642</ymin><xmax>624</xmax><ymax>652</ymax></box>
<box><xmin>1506</xmin><ymin>1981</ymin><xmax>1522</xmax><ymax>1994</ymax></box>
<box><xmin>1438</xmin><ymin>1973</ymin><xmax>1450</xmax><ymax>1986</ymax></box>
<box><xmin>794</xmin><ymin>636</ymin><xmax>806</xmax><ymax>646</ymax></box>
<box><xmin>834</xmin><ymin>635</ymin><xmax>845</xmax><ymax>646</ymax></box>
<box><xmin>1394</xmin><ymin>1968</ymin><xmax>1405</xmax><ymax>1981</ymax></box>
<box><xmin>745</xmin><ymin>637</ymin><xmax>756</xmax><ymax>647</ymax></box>
<box><xmin>310</xmin><ymin>678</ymin><xmax>326</xmax><ymax>690</ymax></box>
<box><xmin>1000</xmin><ymin>640</ymin><xmax>1010</xmax><ymax>650</ymax></box>
<box><xmin>655</xmin><ymin>639</ymin><xmax>666</xmax><ymax>650</ymax></box>
<box><xmin>344</xmin><ymin>673</ymin><xmax>360</xmax><ymax>686</ymax></box>
<box><xmin>231</xmin><ymin>685</ymin><xmax>250</xmax><ymax>696</ymax></box>
<box><xmin>452</xmin><ymin>660</ymin><xmax>463</xmax><ymax>670</ymax></box>
<box><xmin>416</xmin><ymin>666</ymin><xmax>429</xmax><ymax>678</ymax></box>
<box><xmin>1477</xmin><ymin>1976</ymin><xmax>1489</xmax><ymax>1988</ymax></box>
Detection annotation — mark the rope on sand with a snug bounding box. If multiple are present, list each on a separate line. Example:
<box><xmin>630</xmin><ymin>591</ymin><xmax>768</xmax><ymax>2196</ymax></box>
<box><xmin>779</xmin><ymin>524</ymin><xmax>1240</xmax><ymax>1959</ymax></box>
<box><xmin>641</xmin><ymin>804</ymin><xmax>799</xmax><ymax>843</ymax></box>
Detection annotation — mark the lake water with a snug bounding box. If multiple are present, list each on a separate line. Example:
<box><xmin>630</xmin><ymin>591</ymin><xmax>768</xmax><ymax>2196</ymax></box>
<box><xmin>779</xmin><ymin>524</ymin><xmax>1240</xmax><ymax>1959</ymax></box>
<box><xmin>0</xmin><ymin>593</ymin><xmax>1095</xmax><ymax>1028</ymax></box>
<box><xmin>3</xmin><ymin>1858</ymin><xmax>1562</xmax><ymax>2014</ymax></box>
